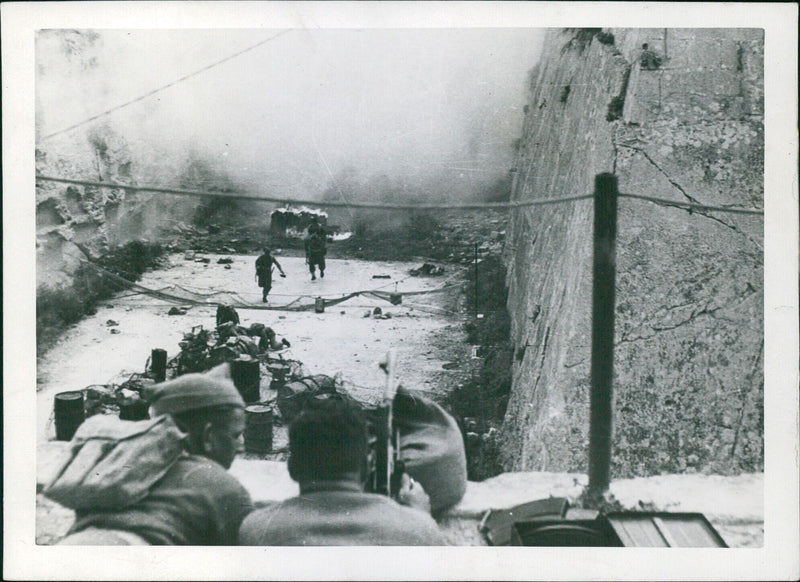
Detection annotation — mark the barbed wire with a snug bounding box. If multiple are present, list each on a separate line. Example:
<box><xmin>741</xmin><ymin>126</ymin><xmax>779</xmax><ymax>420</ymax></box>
<box><xmin>39</xmin><ymin>31</ymin><xmax>293</xmax><ymax>142</ymax></box>
<box><xmin>36</xmin><ymin>173</ymin><xmax>764</xmax><ymax>216</ymax></box>
<box><xmin>75</xmin><ymin>255</ymin><xmax>463</xmax><ymax>313</ymax></box>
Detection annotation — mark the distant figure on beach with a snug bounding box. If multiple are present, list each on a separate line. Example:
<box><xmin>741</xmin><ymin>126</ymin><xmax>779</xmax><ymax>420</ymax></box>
<box><xmin>305</xmin><ymin>231</ymin><xmax>327</xmax><ymax>281</ymax></box>
<box><xmin>255</xmin><ymin>248</ymin><xmax>286</xmax><ymax>303</ymax></box>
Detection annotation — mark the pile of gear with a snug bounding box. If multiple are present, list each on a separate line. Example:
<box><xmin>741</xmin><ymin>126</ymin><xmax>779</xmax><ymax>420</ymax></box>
<box><xmin>80</xmin><ymin>372</ymin><xmax>159</xmax><ymax>424</ymax></box>
<box><xmin>172</xmin><ymin>305</ymin><xmax>291</xmax><ymax>376</ymax></box>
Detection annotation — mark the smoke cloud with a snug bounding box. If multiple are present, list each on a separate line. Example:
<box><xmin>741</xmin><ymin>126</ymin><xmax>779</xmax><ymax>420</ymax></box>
<box><xmin>36</xmin><ymin>28</ymin><xmax>544</xmax><ymax>206</ymax></box>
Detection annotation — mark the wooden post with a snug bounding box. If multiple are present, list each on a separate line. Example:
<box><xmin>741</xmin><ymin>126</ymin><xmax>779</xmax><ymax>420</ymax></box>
<box><xmin>474</xmin><ymin>242</ymin><xmax>479</xmax><ymax>315</ymax></box>
<box><xmin>588</xmin><ymin>173</ymin><xmax>619</xmax><ymax>499</ymax></box>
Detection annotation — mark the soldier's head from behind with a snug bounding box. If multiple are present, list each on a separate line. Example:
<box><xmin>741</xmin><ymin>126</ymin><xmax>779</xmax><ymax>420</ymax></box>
<box><xmin>148</xmin><ymin>366</ymin><xmax>245</xmax><ymax>469</ymax></box>
<box><xmin>262</xmin><ymin>247</ymin><xmax>271</xmax><ymax>256</ymax></box>
<box><xmin>287</xmin><ymin>397</ymin><xmax>368</xmax><ymax>486</ymax></box>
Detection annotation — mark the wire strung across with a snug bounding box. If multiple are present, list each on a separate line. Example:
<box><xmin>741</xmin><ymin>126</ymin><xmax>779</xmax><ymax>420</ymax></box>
<box><xmin>35</xmin><ymin>174</ymin><xmax>764</xmax><ymax>215</ymax></box>
<box><xmin>77</xmin><ymin>257</ymin><xmax>465</xmax><ymax>312</ymax></box>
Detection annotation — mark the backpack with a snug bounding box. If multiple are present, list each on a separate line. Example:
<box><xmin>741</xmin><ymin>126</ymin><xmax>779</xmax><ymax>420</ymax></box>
<box><xmin>43</xmin><ymin>415</ymin><xmax>186</xmax><ymax>510</ymax></box>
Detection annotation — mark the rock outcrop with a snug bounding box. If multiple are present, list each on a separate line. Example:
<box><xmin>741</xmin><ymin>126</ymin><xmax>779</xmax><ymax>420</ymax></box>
<box><xmin>502</xmin><ymin>29</ymin><xmax>763</xmax><ymax>477</ymax></box>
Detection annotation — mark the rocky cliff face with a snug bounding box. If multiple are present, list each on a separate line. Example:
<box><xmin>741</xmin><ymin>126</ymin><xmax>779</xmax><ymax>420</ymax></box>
<box><xmin>35</xmin><ymin>31</ymin><xmax>210</xmax><ymax>291</ymax></box>
<box><xmin>501</xmin><ymin>28</ymin><xmax>763</xmax><ymax>478</ymax></box>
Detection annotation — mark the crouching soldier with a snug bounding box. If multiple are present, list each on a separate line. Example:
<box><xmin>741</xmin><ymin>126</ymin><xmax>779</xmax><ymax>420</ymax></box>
<box><xmin>56</xmin><ymin>367</ymin><xmax>253</xmax><ymax>545</ymax></box>
<box><xmin>239</xmin><ymin>397</ymin><xmax>448</xmax><ymax>545</ymax></box>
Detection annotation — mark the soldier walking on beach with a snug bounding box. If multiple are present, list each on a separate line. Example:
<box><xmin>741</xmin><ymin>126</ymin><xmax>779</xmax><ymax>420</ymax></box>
<box><xmin>255</xmin><ymin>248</ymin><xmax>286</xmax><ymax>302</ymax></box>
<box><xmin>305</xmin><ymin>230</ymin><xmax>327</xmax><ymax>281</ymax></box>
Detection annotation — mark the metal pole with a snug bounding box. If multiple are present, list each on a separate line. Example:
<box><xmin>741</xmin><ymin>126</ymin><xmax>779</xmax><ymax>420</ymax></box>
<box><xmin>474</xmin><ymin>242</ymin><xmax>479</xmax><ymax>315</ymax></box>
<box><xmin>588</xmin><ymin>173</ymin><xmax>618</xmax><ymax>498</ymax></box>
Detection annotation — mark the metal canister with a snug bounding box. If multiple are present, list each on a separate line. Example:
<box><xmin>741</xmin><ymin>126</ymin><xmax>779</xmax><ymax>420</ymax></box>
<box><xmin>54</xmin><ymin>391</ymin><xmax>85</xmax><ymax>441</ymax></box>
<box><xmin>267</xmin><ymin>363</ymin><xmax>291</xmax><ymax>391</ymax></box>
<box><xmin>244</xmin><ymin>404</ymin><xmax>273</xmax><ymax>453</ymax></box>
<box><xmin>231</xmin><ymin>357</ymin><xmax>261</xmax><ymax>403</ymax></box>
<box><xmin>314</xmin><ymin>297</ymin><xmax>325</xmax><ymax>313</ymax></box>
<box><xmin>151</xmin><ymin>348</ymin><xmax>168</xmax><ymax>382</ymax></box>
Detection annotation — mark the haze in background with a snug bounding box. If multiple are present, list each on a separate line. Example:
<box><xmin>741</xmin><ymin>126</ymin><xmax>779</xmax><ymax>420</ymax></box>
<box><xmin>36</xmin><ymin>28</ymin><xmax>544</xmax><ymax>201</ymax></box>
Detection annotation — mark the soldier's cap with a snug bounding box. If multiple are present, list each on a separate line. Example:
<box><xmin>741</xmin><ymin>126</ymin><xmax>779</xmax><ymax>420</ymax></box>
<box><xmin>148</xmin><ymin>369</ymin><xmax>244</xmax><ymax>416</ymax></box>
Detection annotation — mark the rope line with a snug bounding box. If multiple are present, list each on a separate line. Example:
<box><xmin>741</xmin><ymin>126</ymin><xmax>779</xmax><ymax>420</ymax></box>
<box><xmin>34</xmin><ymin>174</ymin><xmax>590</xmax><ymax>210</ymax></box>
<box><xmin>40</xmin><ymin>31</ymin><xmax>293</xmax><ymax>141</ymax></box>
<box><xmin>34</xmin><ymin>174</ymin><xmax>764</xmax><ymax>215</ymax></box>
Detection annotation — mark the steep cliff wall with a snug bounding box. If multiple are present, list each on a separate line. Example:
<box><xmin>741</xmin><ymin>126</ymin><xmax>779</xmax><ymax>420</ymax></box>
<box><xmin>502</xmin><ymin>29</ymin><xmax>763</xmax><ymax>478</ymax></box>
<box><xmin>35</xmin><ymin>31</ymin><xmax>215</xmax><ymax>291</ymax></box>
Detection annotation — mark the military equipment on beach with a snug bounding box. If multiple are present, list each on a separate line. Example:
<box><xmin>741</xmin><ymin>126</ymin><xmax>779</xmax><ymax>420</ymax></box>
<box><xmin>176</xmin><ymin>325</ymin><xmax>213</xmax><ymax>374</ymax></box>
<box><xmin>277</xmin><ymin>374</ymin><xmax>338</xmax><ymax>423</ymax></box>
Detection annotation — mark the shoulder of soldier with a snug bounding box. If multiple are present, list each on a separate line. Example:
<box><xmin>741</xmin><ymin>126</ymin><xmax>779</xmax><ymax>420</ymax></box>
<box><xmin>383</xmin><ymin>498</ymin><xmax>448</xmax><ymax>544</ymax></box>
<box><xmin>238</xmin><ymin>503</ymin><xmax>289</xmax><ymax>544</ymax></box>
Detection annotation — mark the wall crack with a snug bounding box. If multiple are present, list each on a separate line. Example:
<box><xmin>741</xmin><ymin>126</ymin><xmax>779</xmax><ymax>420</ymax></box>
<box><xmin>617</xmin><ymin>143</ymin><xmax>762</xmax><ymax>250</ymax></box>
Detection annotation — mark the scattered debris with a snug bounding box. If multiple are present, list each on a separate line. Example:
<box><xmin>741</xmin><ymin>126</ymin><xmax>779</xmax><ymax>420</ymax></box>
<box><xmin>117</xmin><ymin>387</ymin><xmax>139</xmax><ymax>402</ymax></box>
<box><xmin>195</xmin><ymin>257</ymin><xmax>211</xmax><ymax>264</ymax></box>
<box><xmin>109</xmin><ymin>328</ymin><xmax>120</xmax><ymax>334</ymax></box>
<box><xmin>217</xmin><ymin>257</ymin><xmax>234</xmax><ymax>264</ymax></box>
<box><xmin>84</xmin><ymin>384</ymin><xmax>119</xmax><ymax>417</ymax></box>
<box><xmin>372</xmin><ymin>275</ymin><xmax>392</xmax><ymax>279</ymax></box>
<box><xmin>442</xmin><ymin>362</ymin><xmax>460</xmax><ymax>370</ymax></box>
<box><xmin>167</xmin><ymin>306</ymin><xmax>187</xmax><ymax>316</ymax></box>
<box><xmin>372</xmin><ymin>307</ymin><xmax>382</xmax><ymax>318</ymax></box>
<box><xmin>224</xmin><ymin>265</ymin><xmax>232</xmax><ymax>270</ymax></box>
<box><xmin>270</xmin><ymin>206</ymin><xmax>329</xmax><ymax>235</ymax></box>
<box><xmin>410</xmin><ymin>263</ymin><xmax>445</xmax><ymax>277</ymax></box>
<box><xmin>106</xmin><ymin>319</ymin><xmax>119</xmax><ymax>326</ymax></box>
<box><xmin>183</xmin><ymin>251</ymin><xmax>195</xmax><ymax>260</ymax></box>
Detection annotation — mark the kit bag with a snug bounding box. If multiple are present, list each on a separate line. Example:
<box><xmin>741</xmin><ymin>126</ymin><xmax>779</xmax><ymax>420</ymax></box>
<box><xmin>43</xmin><ymin>414</ymin><xmax>186</xmax><ymax>510</ymax></box>
<box><xmin>393</xmin><ymin>387</ymin><xmax>468</xmax><ymax>514</ymax></box>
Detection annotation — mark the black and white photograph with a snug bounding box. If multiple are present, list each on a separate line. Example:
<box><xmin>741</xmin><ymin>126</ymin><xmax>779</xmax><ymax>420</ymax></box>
<box><xmin>3</xmin><ymin>2</ymin><xmax>798</xmax><ymax>580</ymax></box>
